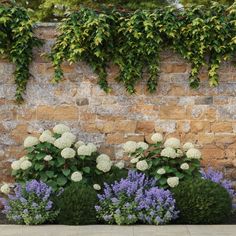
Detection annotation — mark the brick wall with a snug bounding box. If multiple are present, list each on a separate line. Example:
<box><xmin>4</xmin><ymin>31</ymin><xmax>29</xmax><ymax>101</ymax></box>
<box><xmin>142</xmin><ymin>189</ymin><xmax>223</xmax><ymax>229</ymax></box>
<box><xmin>0</xmin><ymin>23</ymin><xmax>236</xmax><ymax>184</ymax></box>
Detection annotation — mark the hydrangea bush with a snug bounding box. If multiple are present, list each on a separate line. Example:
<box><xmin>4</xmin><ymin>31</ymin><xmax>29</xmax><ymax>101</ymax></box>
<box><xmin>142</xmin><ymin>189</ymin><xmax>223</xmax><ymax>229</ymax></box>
<box><xmin>11</xmin><ymin>124</ymin><xmax>124</xmax><ymax>191</ymax></box>
<box><xmin>95</xmin><ymin>170</ymin><xmax>179</xmax><ymax>225</ymax></box>
<box><xmin>0</xmin><ymin>180</ymin><xmax>58</xmax><ymax>225</ymax></box>
<box><xmin>123</xmin><ymin>134</ymin><xmax>201</xmax><ymax>188</ymax></box>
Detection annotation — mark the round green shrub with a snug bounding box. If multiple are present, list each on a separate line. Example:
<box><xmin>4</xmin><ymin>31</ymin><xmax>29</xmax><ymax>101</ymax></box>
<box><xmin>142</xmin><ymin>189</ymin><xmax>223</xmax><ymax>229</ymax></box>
<box><xmin>55</xmin><ymin>182</ymin><xmax>98</xmax><ymax>225</ymax></box>
<box><xmin>172</xmin><ymin>178</ymin><xmax>232</xmax><ymax>224</ymax></box>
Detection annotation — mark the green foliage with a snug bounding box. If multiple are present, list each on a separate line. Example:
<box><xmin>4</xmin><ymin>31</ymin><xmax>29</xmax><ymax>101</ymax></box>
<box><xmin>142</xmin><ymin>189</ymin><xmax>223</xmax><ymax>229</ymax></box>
<box><xmin>50</xmin><ymin>3</ymin><xmax>236</xmax><ymax>94</ymax></box>
<box><xmin>172</xmin><ymin>178</ymin><xmax>232</xmax><ymax>224</ymax></box>
<box><xmin>181</xmin><ymin>0</ymin><xmax>234</xmax><ymax>7</ymax></box>
<box><xmin>0</xmin><ymin>4</ymin><xmax>41</xmax><ymax>103</ymax></box>
<box><xmin>55</xmin><ymin>182</ymin><xmax>98</xmax><ymax>225</ymax></box>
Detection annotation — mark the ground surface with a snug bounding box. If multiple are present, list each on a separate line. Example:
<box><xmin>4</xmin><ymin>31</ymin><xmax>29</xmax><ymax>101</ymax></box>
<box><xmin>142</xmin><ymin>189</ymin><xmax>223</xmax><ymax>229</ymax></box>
<box><xmin>0</xmin><ymin>225</ymin><xmax>236</xmax><ymax>236</ymax></box>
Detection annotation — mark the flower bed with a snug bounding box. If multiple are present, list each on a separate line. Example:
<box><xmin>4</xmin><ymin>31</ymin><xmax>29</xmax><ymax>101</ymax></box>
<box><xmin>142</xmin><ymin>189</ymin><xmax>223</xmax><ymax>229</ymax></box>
<box><xmin>0</xmin><ymin>124</ymin><xmax>235</xmax><ymax>225</ymax></box>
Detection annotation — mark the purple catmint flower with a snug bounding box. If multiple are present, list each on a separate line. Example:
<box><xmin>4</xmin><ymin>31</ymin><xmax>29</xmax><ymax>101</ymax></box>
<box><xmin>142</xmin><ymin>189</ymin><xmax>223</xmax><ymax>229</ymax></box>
<box><xmin>96</xmin><ymin>170</ymin><xmax>178</xmax><ymax>225</ymax></box>
<box><xmin>1</xmin><ymin>180</ymin><xmax>58</xmax><ymax>225</ymax></box>
<box><xmin>200</xmin><ymin>168</ymin><xmax>236</xmax><ymax>198</ymax></box>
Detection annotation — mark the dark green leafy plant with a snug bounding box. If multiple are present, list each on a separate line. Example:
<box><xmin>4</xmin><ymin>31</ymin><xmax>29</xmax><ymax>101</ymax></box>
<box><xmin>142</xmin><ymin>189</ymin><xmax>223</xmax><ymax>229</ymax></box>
<box><xmin>50</xmin><ymin>2</ymin><xmax>236</xmax><ymax>93</ymax></box>
<box><xmin>172</xmin><ymin>178</ymin><xmax>232</xmax><ymax>224</ymax></box>
<box><xmin>0</xmin><ymin>5</ymin><xmax>41</xmax><ymax>103</ymax></box>
<box><xmin>55</xmin><ymin>182</ymin><xmax>98</xmax><ymax>225</ymax></box>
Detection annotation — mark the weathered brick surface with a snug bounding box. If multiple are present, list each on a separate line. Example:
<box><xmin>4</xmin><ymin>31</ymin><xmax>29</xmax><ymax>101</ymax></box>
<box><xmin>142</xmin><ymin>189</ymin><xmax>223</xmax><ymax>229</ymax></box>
<box><xmin>0</xmin><ymin>24</ymin><xmax>236</xmax><ymax>184</ymax></box>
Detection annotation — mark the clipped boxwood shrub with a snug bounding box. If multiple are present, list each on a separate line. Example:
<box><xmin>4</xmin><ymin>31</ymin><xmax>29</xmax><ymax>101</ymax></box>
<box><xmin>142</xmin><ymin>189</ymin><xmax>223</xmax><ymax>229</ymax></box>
<box><xmin>172</xmin><ymin>178</ymin><xmax>232</xmax><ymax>224</ymax></box>
<box><xmin>55</xmin><ymin>182</ymin><xmax>98</xmax><ymax>225</ymax></box>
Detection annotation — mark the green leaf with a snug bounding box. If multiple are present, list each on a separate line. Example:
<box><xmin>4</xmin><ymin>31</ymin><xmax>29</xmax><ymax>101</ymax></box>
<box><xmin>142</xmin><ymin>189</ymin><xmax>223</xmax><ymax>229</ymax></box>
<box><xmin>82</xmin><ymin>167</ymin><xmax>91</xmax><ymax>174</ymax></box>
<box><xmin>56</xmin><ymin>176</ymin><xmax>67</xmax><ymax>186</ymax></box>
<box><xmin>34</xmin><ymin>163</ymin><xmax>44</xmax><ymax>171</ymax></box>
<box><xmin>46</xmin><ymin>171</ymin><xmax>54</xmax><ymax>178</ymax></box>
<box><xmin>62</xmin><ymin>169</ymin><xmax>71</xmax><ymax>176</ymax></box>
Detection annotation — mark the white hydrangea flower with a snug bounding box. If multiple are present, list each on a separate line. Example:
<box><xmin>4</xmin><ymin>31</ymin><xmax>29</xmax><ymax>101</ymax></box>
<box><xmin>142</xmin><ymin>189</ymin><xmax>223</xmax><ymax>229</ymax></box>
<box><xmin>96</xmin><ymin>161</ymin><xmax>112</xmax><ymax>173</ymax></box>
<box><xmin>157</xmin><ymin>168</ymin><xmax>166</xmax><ymax>175</ymax></box>
<box><xmin>186</xmin><ymin>148</ymin><xmax>201</xmax><ymax>159</ymax></box>
<box><xmin>77</xmin><ymin>145</ymin><xmax>92</xmax><ymax>156</ymax></box>
<box><xmin>87</xmin><ymin>143</ymin><xmax>97</xmax><ymax>153</ymax></box>
<box><xmin>19</xmin><ymin>156</ymin><xmax>28</xmax><ymax>162</ymax></box>
<box><xmin>44</xmin><ymin>155</ymin><xmax>53</xmax><ymax>161</ymax></box>
<box><xmin>180</xmin><ymin>163</ymin><xmax>189</xmax><ymax>170</ymax></box>
<box><xmin>96</xmin><ymin>154</ymin><xmax>110</xmax><ymax>163</ymax></box>
<box><xmin>176</xmin><ymin>149</ymin><xmax>184</xmax><ymax>158</ymax></box>
<box><xmin>74</xmin><ymin>141</ymin><xmax>85</xmax><ymax>149</ymax></box>
<box><xmin>164</xmin><ymin>137</ymin><xmax>181</xmax><ymax>149</ymax></box>
<box><xmin>54</xmin><ymin>137</ymin><xmax>72</xmax><ymax>149</ymax></box>
<box><xmin>41</xmin><ymin>130</ymin><xmax>52</xmax><ymax>136</ymax></box>
<box><xmin>11</xmin><ymin>160</ymin><xmax>21</xmax><ymax>170</ymax></box>
<box><xmin>161</xmin><ymin>147</ymin><xmax>177</xmax><ymax>159</ymax></box>
<box><xmin>24</xmin><ymin>136</ymin><xmax>39</xmax><ymax>148</ymax></box>
<box><xmin>130</xmin><ymin>157</ymin><xmax>139</xmax><ymax>164</ymax></box>
<box><xmin>20</xmin><ymin>160</ymin><xmax>32</xmax><ymax>170</ymax></box>
<box><xmin>61</xmin><ymin>148</ymin><xmax>76</xmax><ymax>159</ymax></box>
<box><xmin>93</xmin><ymin>184</ymin><xmax>101</xmax><ymax>191</ymax></box>
<box><xmin>123</xmin><ymin>141</ymin><xmax>137</xmax><ymax>153</ymax></box>
<box><xmin>71</xmin><ymin>171</ymin><xmax>83</xmax><ymax>182</ymax></box>
<box><xmin>136</xmin><ymin>160</ymin><xmax>149</xmax><ymax>171</ymax></box>
<box><xmin>53</xmin><ymin>124</ymin><xmax>70</xmax><ymax>134</ymax></box>
<box><xmin>136</xmin><ymin>142</ymin><xmax>149</xmax><ymax>150</ymax></box>
<box><xmin>183</xmin><ymin>142</ymin><xmax>194</xmax><ymax>152</ymax></box>
<box><xmin>167</xmin><ymin>177</ymin><xmax>179</xmax><ymax>188</ymax></box>
<box><xmin>0</xmin><ymin>184</ymin><xmax>10</xmax><ymax>194</ymax></box>
<box><xmin>151</xmin><ymin>133</ymin><xmax>163</xmax><ymax>143</ymax></box>
<box><xmin>61</xmin><ymin>132</ymin><xmax>76</xmax><ymax>144</ymax></box>
<box><xmin>115</xmin><ymin>161</ymin><xmax>125</xmax><ymax>169</ymax></box>
<box><xmin>39</xmin><ymin>132</ymin><xmax>55</xmax><ymax>144</ymax></box>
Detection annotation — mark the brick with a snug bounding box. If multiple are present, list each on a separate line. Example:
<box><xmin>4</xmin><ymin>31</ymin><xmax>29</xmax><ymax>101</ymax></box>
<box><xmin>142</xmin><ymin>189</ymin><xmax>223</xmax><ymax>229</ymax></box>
<box><xmin>211</xmin><ymin>122</ymin><xmax>232</xmax><ymax>133</ymax></box>
<box><xmin>54</xmin><ymin>106</ymin><xmax>78</xmax><ymax>120</ymax></box>
<box><xmin>161</xmin><ymin>63</ymin><xmax>188</xmax><ymax>73</ymax></box>
<box><xmin>136</xmin><ymin>121</ymin><xmax>155</xmax><ymax>133</ymax></box>
<box><xmin>106</xmin><ymin>133</ymin><xmax>124</xmax><ymax>144</ymax></box>
<box><xmin>160</xmin><ymin>106</ymin><xmax>186</xmax><ymax>120</ymax></box>
<box><xmin>11</xmin><ymin>124</ymin><xmax>29</xmax><ymax>144</ymax></box>
<box><xmin>116</xmin><ymin>120</ymin><xmax>137</xmax><ymax>133</ymax></box>
<box><xmin>36</xmin><ymin>105</ymin><xmax>54</xmax><ymax>120</ymax></box>
<box><xmin>191</xmin><ymin>121</ymin><xmax>210</xmax><ymax>133</ymax></box>
<box><xmin>201</xmin><ymin>148</ymin><xmax>225</xmax><ymax>160</ymax></box>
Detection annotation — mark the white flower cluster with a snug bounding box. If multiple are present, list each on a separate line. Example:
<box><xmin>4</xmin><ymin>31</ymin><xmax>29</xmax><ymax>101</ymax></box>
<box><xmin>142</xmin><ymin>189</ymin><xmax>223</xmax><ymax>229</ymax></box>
<box><xmin>161</xmin><ymin>147</ymin><xmax>177</xmax><ymax>159</ymax></box>
<box><xmin>61</xmin><ymin>148</ymin><xmax>76</xmax><ymax>159</ymax></box>
<box><xmin>157</xmin><ymin>168</ymin><xmax>166</xmax><ymax>175</ymax></box>
<box><xmin>0</xmin><ymin>184</ymin><xmax>10</xmax><ymax>194</ymax></box>
<box><xmin>136</xmin><ymin>160</ymin><xmax>149</xmax><ymax>171</ymax></box>
<box><xmin>39</xmin><ymin>130</ymin><xmax>55</xmax><ymax>144</ymax></box>
<box><xmin>71</xmin><ymin>171</ymin><xmax>82</xmax><ymax>182</ymax></box>
<box><xmin>115</xmin><ymin>161</ymin><xmax>125</xmax><ymax>169</ymax></box>
<box><xmin>44</xmin><ymin>155</ymin><xmax>53</xmax><ymax>161</ymax></box>
<box><xmin>123</xmin><ymin>141</ymin><xmax>149</xmax><ymax>153</ymax></box>
<box><xmin>186</xmin><ymin>148</ymin><xmax>201</xmax><ymax>160</ymax></box>
<box><xmin>53</xmin><ymin>124</ymin><xmax>70</xmax><ymax>134</ymax></box>
<box><xmin>167</xmin><ymin>177</ymin><xmax>179</xmax><ymax>188</ymax></box>
<box><xmin>93</xmin><ymin>184</ymin><xmax>101</xmax><ymax>191</ymax></box>
<box><xmin>151</xmin><ymin>133</ymin><xmax>163</xmax><ymax>143</ymax></box>
<box><xmin>183</xmin><ymin>142</ymin><xmax>194</xmax><ymax>152</ymax></box>
<box><xmin>180</xmin><ymin>163</ymin><xmax>189</xmax><ymax>170</ymax></box>
<box><xmin>11</xmin><ymin>156</ymin><xmax>32</xmax><ymax>171</ymax></box>
<box><xmin>77</xmin><ymin>143</ymin><xmax>97</xmax><ymax>156</ymax></box>
<box><xmin>164</xmin><ymin>137</ymin><xmax>181</xmax><ymax>149</ymax></box>
<box><xmin>74</xmin><ymin>141</ymin><xmax>85</xmax><ymax>149</ymax></box>
<box><xmin>23</xmin><ymin>136</ymin><xmax>39</xmax><ymax>148</ymax></box>
<box><xmin>96</xmin><ymin>154</ymin><xmax>112</xmax><ymax>173</ymax></box>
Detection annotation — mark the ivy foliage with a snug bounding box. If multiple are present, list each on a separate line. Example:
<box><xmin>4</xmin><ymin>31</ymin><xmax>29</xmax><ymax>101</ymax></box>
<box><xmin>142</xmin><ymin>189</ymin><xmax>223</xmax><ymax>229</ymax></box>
<box><xmin>0</xmin><ymin>4</ymin><xmax>41</xmax><ymax>103</ymax></box>
<box><xmin>50</xmin><ymin>2</ymin><xmax>236</xmax><ymax>94</ymax></box>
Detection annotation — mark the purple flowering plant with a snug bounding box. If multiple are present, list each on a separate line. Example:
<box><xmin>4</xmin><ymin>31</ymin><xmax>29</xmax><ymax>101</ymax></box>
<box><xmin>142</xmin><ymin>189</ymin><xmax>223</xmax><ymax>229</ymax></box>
<box><xmin>0</xmin><ymin>180</ymin><xmax>59</xmax><ymax>225</ymax></box>
<box><xmin>200</xmin><ymin>167</ymin><xmax>236</xmax><ymax>199</ymax></box>
<box><xmin>95</xmin><ymin>170</ymin><xmax>179</xmax><ymax>225</ymax></box>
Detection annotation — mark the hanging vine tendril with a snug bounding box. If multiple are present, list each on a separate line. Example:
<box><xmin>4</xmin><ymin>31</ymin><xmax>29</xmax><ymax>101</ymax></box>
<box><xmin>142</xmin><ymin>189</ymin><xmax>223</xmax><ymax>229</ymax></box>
<box><xmin>0</xmin><ymin>5</ymin><xmax>41</xmax><ymax>103</ymax></box>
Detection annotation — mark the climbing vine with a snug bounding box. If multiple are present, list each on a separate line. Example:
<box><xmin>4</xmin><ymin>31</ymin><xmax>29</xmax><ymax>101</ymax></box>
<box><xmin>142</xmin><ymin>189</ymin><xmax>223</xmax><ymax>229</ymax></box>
<box><xmin>50</xmin><ymin>2</ymin><xmax>236</xmax><ymax>94</ymax></box>
<box><xmin>0</xmin><ymin>5</ymin><xmax>41</xmax><ymax>103</ymax></box>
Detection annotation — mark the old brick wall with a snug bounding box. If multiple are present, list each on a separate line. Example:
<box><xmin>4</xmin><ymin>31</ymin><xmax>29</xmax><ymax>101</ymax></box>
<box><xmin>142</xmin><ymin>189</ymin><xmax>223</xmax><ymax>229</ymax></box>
<box><xmin>0</xmin><ymin>23</ymin><xmax>236</xmax><ymax>183</ymax></box>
